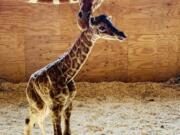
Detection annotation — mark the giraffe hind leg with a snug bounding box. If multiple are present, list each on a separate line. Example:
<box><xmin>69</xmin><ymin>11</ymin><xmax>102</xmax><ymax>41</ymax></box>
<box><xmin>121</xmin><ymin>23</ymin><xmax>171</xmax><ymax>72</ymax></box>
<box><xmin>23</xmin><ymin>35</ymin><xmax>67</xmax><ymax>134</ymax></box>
<box><xmin>24</xmin><ymin>106</ymin><xmax>47</xmax><ymax>135</ymax></box>
<box><xmin>24</xmin><ymin>116</ymin><xmax>34</xmax><ymax>135</ymax></box>
<box><xmin>63</xmin><ymin>80</ymin><xmax>76</xmax><ymax>135</ymax></box>
<box><xmin>25</xmin><ymin>84</ymin><xmax>46</xmax><ymax>135</ymax></box>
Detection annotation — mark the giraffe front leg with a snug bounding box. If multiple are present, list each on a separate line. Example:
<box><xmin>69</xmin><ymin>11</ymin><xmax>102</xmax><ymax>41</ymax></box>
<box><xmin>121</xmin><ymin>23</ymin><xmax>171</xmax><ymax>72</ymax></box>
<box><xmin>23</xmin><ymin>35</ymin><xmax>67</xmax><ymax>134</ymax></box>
<box><xmin>51</xmin><ymin>104</ymin><xmax>63</xmax><ymax>135</ymax></box>
<box><xmin>63</xmin><ymin>102</ymin><xmax>73</xmax><ymax>135</ymax></box>
<box><xmin>67</xmin><ymin>80</ymin><xmax>77</xmax><ymax>100</ymax></box>
<box><xmin>63</xmin><ymin>80</ymin><xmax>76</xmax><ymax>135</ymax></box>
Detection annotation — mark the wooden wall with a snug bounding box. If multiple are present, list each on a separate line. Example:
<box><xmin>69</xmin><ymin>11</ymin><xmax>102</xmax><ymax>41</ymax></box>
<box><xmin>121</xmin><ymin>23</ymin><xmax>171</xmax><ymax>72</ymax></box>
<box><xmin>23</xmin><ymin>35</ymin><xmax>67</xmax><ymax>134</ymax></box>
<box><xmin>0</xmin><ymin>0</ymin><xmax>180</xmax><ymax>82</ymax></box>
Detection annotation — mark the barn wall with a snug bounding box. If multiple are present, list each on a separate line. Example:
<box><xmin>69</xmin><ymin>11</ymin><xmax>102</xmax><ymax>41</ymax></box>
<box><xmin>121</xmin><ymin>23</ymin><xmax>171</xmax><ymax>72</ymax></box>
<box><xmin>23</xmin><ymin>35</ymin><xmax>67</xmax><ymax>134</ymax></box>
<box><xmin>0</xmin><ymin>0</ymin><xmax>180</xmax><ymax>82</ymax></box>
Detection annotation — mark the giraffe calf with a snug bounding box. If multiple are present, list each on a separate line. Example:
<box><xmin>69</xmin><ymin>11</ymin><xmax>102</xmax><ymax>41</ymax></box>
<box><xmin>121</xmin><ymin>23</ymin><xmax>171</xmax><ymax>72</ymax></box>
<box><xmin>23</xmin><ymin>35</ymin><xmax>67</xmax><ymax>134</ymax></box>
<box><xmin>24</xmin><ymin>14</ymin><xmax>126</xmax><ymax>135</ymax></box>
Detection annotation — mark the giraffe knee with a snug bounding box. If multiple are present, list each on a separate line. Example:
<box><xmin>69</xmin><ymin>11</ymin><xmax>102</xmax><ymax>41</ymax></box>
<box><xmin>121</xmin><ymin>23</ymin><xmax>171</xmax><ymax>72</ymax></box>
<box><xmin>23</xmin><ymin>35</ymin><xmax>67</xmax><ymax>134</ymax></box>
<box><xmin>65</xmin><ymin>109</ymin><xmax>71</xmax><ymax>117</ymax></box>
<box><xmin>64</xmin><ymin>104</ymin><xmax>72</xmax><ymax>118</ymax></box>
<box><xmin>78</xmin><ymin>11</ymin><xmax>83</xmax><ymax>18</ymax></box>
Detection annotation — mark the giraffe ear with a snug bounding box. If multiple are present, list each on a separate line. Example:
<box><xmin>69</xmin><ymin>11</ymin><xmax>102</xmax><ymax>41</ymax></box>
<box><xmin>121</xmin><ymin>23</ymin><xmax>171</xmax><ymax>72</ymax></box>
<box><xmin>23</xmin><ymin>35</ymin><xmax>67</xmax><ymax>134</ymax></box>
<box><xmin>79</xmin><ymin>0</ymin><xmax>83</xmax><ymax>6</ymax></box>
<box><xmin>90</xmin><ymin>17</ymin><xmax>97</xmax><ymax>26</ymax></box>
<box><xmin>92</xmin><ymin>0</ymin><xmax>104</xmax><ymax>11</ymax></box>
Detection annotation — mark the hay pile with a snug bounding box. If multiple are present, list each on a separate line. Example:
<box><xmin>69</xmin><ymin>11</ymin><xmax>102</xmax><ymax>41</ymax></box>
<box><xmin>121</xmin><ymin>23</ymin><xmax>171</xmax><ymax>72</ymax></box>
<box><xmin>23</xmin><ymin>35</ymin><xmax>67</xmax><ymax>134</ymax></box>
<box><xmin>0</xmin><ymin>80</ymin><xmax>179</xmax><ymax>135</ymax></box>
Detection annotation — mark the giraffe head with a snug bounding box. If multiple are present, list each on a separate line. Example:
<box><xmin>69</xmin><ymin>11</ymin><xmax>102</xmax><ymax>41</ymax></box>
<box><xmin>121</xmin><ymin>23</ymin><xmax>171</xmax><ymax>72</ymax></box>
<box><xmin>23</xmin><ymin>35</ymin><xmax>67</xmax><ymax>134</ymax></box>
<box><xmin>77</xmin><ymin>0</ymin><xmax>103</xmax><ymax>30</ymax></box>
<box><xmin>89</xmin><ymin>14</ymin><xmax>127</xmax><ymax>41</ymax></box>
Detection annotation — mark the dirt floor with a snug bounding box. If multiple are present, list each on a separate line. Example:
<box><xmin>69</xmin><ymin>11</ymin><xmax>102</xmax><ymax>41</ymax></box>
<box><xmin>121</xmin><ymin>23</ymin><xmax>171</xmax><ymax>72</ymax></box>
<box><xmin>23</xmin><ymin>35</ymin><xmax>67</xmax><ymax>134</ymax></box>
<box><xmin>0</xmin><ymin>80</ymin><xmax>180</xmax><ymax>135</ymax></box>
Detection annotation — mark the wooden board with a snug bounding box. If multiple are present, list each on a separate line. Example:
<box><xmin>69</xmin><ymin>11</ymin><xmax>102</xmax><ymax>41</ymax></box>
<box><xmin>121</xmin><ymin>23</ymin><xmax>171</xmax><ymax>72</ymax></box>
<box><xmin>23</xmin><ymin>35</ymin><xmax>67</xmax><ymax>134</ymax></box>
<box><xmin>0</xmin><ymin>0</ymin><xmax>179</xmax><ymax>82</ymax></box>
<box><xmin>0</xmin><ymin>5</ymin><xmax>26</xmax><ymax>81</ymax></box>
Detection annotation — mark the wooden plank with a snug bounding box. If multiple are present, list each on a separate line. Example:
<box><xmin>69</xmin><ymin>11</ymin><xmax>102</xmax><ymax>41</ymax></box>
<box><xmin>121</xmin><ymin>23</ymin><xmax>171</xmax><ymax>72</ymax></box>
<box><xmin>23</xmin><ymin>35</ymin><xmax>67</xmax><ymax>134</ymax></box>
<box><xmin>128</xmin><ymin>34</ymin><xmax>179</xmax><ymax>82</ymax></box>
<box><xmin>177</xmin><ymin>52</ymin><xmax>180</xmax><ymax>76</ymax></box>
<box><xmin>128</xmin><ymin>35</ymin><xmax>157</xmax><ymax>70</ymax></box>
<box><xmin>115</xmin><ymin>18</ymin><xmax>180</xmax><ymax>35</ymax></box>
<box><xmin>58</xmin><ymin>4</ymin><xmax>80</xmax><ymax>36</ymax></box>
<box><xmin>154</xmin><ymin>67</ymin><xmax>174</xmax><ymax>82</ymax></box>
<box><xmin>0</xmin><ymin>5</ymin><xmax>26</xmax><ymax>81</ymax></box>
<box><xmin>155</xmin><ymin>35</ymin><xmax>178</xmax><ymax>79</ymax></box>
<box><xmin>0</xmin><ymin>5</ymin><xmax>28</xmax><ymax>32</ymax></box>
<box><xmin>103</xmin><ymin>0</ymin><xmax>180</xmax><ymax>19</ymax></box>
<box><xmin>25</xmin><ymin>4</ymin><xmax>61</xmax><ymax>35</ymax></box>
<box><xmin>96</xmin><ymin>0</ymin><xmax>180</xmax><ymax>35</ymax></box>
<box><xmin>128</xmin><ymin>69</ymin><xmax>155</xmax><ymax>82</ymax></box>
<box><xmin>177</xmin><ymin>35</ymin><xmax>180</xmax><ymax>52</ymax></box>
<box><xmin>24</xmin><ymin>35</ymin><xmax>72</xmax><ymax>79</ymax></box>
<box><xmin>0</xmin><ymin>0</ymin><xmax>28</xmax><ymax>6</ymax></box>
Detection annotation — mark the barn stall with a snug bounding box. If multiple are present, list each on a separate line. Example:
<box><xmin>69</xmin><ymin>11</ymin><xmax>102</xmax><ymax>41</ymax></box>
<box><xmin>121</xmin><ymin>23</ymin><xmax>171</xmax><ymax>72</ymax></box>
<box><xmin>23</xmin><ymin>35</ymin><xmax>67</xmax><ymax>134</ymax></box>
<box><xmin>0</xmin><ymin>0</ymin><xmax>180</xmax><ymax>134</ymax></box>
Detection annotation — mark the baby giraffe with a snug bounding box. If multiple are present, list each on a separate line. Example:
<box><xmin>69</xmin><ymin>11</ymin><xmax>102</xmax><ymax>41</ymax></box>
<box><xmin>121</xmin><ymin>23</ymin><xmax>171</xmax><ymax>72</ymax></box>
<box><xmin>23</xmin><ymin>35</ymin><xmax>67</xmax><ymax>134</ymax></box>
<box><xmin>24</xmin><ymin>14</ymin><xmax>126</xmax><ymax>135</ymax></box>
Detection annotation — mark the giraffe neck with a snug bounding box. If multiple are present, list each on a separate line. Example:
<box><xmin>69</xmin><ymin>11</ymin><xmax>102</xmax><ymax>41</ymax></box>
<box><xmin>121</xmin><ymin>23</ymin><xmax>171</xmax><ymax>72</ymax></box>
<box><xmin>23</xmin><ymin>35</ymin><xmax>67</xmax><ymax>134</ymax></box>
<box><xmin>80</xmin><ymin>0</ymin><xmax>93</xmax><ymax>12</ymax></box>
<box><xmin>59</xmin><ymin>28</ymin><xmax>97</xmax><ymax>82</ymax></box>
<box><xmin>80</xmin><ymin>0</ymin><xmax>103</xmax><ymax>12</ymax></box>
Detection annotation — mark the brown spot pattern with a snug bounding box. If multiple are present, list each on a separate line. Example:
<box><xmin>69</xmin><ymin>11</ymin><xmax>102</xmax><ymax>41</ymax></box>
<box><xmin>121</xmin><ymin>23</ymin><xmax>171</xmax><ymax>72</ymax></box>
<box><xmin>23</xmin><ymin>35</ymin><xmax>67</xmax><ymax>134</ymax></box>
<box><xmin>65</xmin><ymin>55</ymin><xmax>71</xmax><ymax>67</ymax></box>
<box><xmin>72</xmin><ymin>59</ymin><xmax>80</xmax><ymax>69</ymax></box>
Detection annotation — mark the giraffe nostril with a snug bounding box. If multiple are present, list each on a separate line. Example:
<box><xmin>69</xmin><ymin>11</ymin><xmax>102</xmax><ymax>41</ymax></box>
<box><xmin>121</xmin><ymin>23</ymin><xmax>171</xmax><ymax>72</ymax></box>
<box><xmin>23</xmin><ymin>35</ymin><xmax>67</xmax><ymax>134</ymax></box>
<box><xmin>78</xmin><ymin>12</ymin><xmax>83</xmax><ymax>18</ymax></box>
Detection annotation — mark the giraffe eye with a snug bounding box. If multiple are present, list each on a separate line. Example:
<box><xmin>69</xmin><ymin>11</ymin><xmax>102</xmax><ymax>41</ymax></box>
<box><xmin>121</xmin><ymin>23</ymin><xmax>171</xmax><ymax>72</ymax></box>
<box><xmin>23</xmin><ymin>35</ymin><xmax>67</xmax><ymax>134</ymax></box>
<box><xmin>78</xmin><ymin>12</ymin><xmax>82</xmax><ymax>18</ymax></box>
<box><xmin>99</xmin><ymin>26</ymin><xmax>106</xmax><ymax>31</ymax></box>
